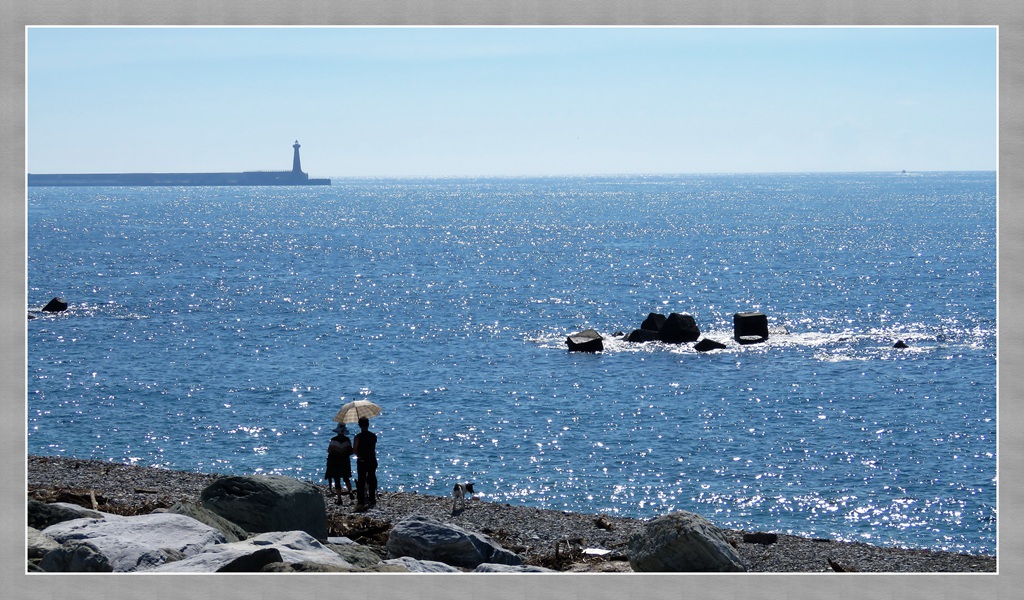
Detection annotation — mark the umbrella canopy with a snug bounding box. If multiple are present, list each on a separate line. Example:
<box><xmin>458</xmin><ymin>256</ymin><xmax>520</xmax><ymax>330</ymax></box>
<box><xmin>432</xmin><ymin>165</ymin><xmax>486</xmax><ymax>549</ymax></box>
<box><xmin>332</xmin><ymin>399</ymin><xmax>382</xmax><ymax>423</ymax></box>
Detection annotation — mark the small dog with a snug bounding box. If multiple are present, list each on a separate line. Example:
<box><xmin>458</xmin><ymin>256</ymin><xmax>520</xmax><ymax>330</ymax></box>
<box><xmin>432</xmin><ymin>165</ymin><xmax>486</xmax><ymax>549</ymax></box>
<box><xmin>451</xmin><ymin>482</ymin><xmax>476</xmax><ymax>511</ymax></box>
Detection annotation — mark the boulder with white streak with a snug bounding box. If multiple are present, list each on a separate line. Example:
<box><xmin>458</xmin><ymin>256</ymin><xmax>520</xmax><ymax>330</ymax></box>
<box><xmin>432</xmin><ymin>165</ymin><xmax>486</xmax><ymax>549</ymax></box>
<box><xmin>40</xmin><ymin>512</ymin><xmax>225</xmax><ymax>572</ymax></box>
<box><xmin>150</xmin><ymin>530</ymin><xmax>355</xmax><ymax>573</ymax></box>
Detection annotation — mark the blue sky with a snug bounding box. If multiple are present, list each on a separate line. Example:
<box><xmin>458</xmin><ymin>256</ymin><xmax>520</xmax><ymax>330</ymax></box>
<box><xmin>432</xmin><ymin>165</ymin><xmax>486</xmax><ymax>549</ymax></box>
<box><xmin>26</xmin><ymin>26</ymin><xmax>997</xmax><ymax>177</ymax></box>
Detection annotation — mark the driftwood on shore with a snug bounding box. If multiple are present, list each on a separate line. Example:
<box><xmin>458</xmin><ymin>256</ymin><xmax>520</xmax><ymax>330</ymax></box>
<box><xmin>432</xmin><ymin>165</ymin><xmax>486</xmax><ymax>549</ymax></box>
<box><xmin>26</xmin><ymin>455</ymin><xmax>996</xmax><ymax>573</ymax></box>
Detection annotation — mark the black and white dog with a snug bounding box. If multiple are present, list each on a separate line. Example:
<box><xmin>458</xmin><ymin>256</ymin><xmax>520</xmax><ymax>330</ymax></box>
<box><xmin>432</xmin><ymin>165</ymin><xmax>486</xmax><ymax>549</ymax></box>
<box><xmin>451</xmin><ymin>482</ymin><xmax>476</xmax><ymax>511</ymax></box>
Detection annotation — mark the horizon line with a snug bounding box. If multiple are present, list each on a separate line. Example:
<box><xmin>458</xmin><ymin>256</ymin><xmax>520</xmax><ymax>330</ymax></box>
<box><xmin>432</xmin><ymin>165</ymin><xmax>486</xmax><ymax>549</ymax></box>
<box><xmin>27</xmin><ymin>168</ymin><xmax>996</xmax><ymax>181</ymax></box>
<box><xmin>322</xmin><ymin>169</ymin><xmax>997</xmax><ymax>180</ymax></box>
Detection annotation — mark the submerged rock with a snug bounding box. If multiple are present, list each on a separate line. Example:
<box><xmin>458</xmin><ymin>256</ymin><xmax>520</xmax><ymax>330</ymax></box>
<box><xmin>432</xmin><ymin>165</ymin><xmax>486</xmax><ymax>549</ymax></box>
<box><xmin>658</xmin><ymin>313</ymin><xmax>701</xmax><ymax>344</ymax></box>
<box><xmin>694</xmin><ymin>338</ymin><xmax>727</xmax><ymax>352</ymax></box>
<box><xmin>625</xmin><ymin>328</ymin><xmax>660</xmax><ymax>343</ymax></box>
<box><xmin>42</xmin><ymin>297</ymin><xmax>68</xmax><ymax>313</ymax></box>
<box><xmin>640</xmin><ymin>312</ymin><xmax>667</xmax><ymax>332</ymax></box>
<box><xmin>566</xmin><ymin>329</ymin><xmax>604</xmax><ymax>353</ymax></box>
<box><xmin>733</xmin><ymin>312</ymin><xmax>769</xmax><ymax>344</ymax></box>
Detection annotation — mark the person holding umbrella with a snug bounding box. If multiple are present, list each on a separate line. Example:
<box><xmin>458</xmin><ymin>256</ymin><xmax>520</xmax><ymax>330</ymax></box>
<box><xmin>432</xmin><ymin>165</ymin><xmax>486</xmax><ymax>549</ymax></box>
<box><xmin>352</xmin><ymin>416</ymin><xmax>378</xmax><ymax>509</ymax></box>
<box><xmin>324</xmin><ymin>423</ymin><xmax>353</xmax><ymax>505</ymax></box>
<box><xmin>333</xmin><ymin>398</ymin><xmax>382</xmax><ymax>509</ymax></box>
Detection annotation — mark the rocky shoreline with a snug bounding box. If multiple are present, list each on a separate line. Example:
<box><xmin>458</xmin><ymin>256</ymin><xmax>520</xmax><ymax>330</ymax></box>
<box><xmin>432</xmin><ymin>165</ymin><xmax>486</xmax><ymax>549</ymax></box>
<box><xmin>27</xmin><ymin>455</ymin><xmax>996</xmax><ymax>573</ymax></box>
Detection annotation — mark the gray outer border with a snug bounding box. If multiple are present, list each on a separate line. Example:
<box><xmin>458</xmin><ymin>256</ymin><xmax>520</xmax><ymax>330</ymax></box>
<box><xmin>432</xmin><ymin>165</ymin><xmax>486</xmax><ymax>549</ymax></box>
<box><xmin>5</xmin><ymin>1</ymin><xmax>1018</xmax><ymax>598</ymax></box>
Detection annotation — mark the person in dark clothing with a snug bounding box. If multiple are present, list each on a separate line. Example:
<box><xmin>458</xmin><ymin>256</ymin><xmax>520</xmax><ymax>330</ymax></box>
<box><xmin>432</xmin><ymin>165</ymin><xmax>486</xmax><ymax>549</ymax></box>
<box><xmin>352</xmin><ymin>416</ymin><xmax>378</xmax><ymax>508</ymax></box>
<box><xmin>324</xmin><ymin>423</ymin><xmax>353</xmax><ymax>505</ymax></box>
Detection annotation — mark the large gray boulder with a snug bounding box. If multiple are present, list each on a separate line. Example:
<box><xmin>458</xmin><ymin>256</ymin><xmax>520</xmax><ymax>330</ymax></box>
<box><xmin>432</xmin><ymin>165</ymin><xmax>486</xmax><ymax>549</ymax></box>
<box><xmin>38</xmin><ymin>540</ymin><xmax>113</xmax><ymax>572</ymax></box>
<box><xmin>200</xmin><ymin>475</ymin><xmax>328</xmax><ymax>540</ymax></box>
<box><xmin>163</xmin><ymin>501</ymin><xmax>249</xmax><ymax>542</ymax></box>
<box><xmin>149</xmin><ymin>531</ymin><xmax>354</xmax><ymax>573</ymax></box>
<box><xmin>41</xmin><ymin>512</ymin><xmax>224</xmax><ymax>572</ymax></box>
<box><xmin>261</xmin><ymin>561</ymin><xmax>410</xmax><ymax>573</ymax></box>
<box><xmin>215</xmin><ymin>547</ymin><xmax>284</xmax><ymax>573</ymax></box>
<box><xmin>325</xmin><ymin>542</ymin><xmax>384</xmax><ymax>569</ymax></box>
<box><xmin>28</xmin><ymin>500</ymin><xmax>103</xmax><ymax>530</ymax></box>
<box><xmin>381</xmin><ymin>556</ymin><xmax>464</xmax><ymax>573</ymax></box>
<box><xmin>27</xmin><ymin>526</ymin><xmax>60</xmax><ymax>559</ymax></box>
<box><xmin>474</xmin><ymin>563</ymin><xmax>556</xmax><ymax>573</ymax></box>
<box><xmin>386</xmin><ymin>514</ymin><xmax>523</xmax><ymax>569</ymax></box>
<box><xmin>628</xmin><ymin>511</ymin><xmax>746</xmax><ymax>572</ymax></box>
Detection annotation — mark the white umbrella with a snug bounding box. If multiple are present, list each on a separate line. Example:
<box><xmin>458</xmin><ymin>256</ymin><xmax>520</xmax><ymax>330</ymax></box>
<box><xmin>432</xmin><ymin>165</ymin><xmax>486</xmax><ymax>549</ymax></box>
<box><xmin>332</xmin><ymin>399</ymin><xmax>382</xmax><ymax>424</ymax></box>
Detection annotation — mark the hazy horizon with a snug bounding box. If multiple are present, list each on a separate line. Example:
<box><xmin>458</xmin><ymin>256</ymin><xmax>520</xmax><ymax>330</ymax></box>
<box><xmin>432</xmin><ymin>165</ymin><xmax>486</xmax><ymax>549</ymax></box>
<box><xmin>27</xmin><ymin>26</ymin><xmax>997</xmax><ymax>178</ymax></box>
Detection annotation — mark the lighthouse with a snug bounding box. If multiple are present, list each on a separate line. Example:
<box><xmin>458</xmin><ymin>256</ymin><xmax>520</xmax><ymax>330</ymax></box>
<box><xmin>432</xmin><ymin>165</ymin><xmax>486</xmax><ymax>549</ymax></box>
<box><xmin>27</xmin><ymin>140</ymin><xmax>330</xmax><ymax>186</ymax></box>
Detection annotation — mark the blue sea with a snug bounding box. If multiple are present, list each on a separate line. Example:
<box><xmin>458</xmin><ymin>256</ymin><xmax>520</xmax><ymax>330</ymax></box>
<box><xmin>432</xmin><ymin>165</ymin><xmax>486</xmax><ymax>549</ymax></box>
<box><xmin>27</xmin><ymin>172</ymin><xmax>997</xmax><ymax>555</ymax></box>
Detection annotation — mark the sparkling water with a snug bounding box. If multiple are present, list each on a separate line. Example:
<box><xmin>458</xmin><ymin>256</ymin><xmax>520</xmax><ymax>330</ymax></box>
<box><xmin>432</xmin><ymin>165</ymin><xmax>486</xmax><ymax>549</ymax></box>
<box><xmin>27</xmin><ymin>172</ymin><xmax>996</xmax><ymax>554</ymax></box>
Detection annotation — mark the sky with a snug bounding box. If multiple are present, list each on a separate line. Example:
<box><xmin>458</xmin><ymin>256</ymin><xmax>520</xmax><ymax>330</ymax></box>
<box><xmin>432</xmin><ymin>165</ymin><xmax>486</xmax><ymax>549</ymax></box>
<box><xmin>26</xmin><ymin>26</ymin><xmax>997</xmax><ymax>178</ymax></box>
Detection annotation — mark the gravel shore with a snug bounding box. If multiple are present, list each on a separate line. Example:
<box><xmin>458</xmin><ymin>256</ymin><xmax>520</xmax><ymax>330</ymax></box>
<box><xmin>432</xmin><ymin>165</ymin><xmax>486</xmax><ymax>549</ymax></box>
<box><xmin>27</xmin><ymin>455</ymin><xmax>996</xmax><ymax>573</ymax></box>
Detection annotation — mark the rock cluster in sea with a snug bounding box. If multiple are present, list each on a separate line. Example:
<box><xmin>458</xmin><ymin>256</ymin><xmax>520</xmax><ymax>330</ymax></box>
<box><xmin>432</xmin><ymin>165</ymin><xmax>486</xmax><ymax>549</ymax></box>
<box><xmin>567</xmin><ymin>311</ymin><xmax>770</xmax><ymax>353</ymax></box>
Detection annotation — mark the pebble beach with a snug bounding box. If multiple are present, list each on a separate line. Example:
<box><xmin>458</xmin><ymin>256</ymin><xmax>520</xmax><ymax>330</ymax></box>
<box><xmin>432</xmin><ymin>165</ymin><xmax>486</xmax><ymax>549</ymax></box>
<box><xmin>27</xmin><ymin>455</ymin><xmax>996</xmax><ymax>573</ymax></box>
